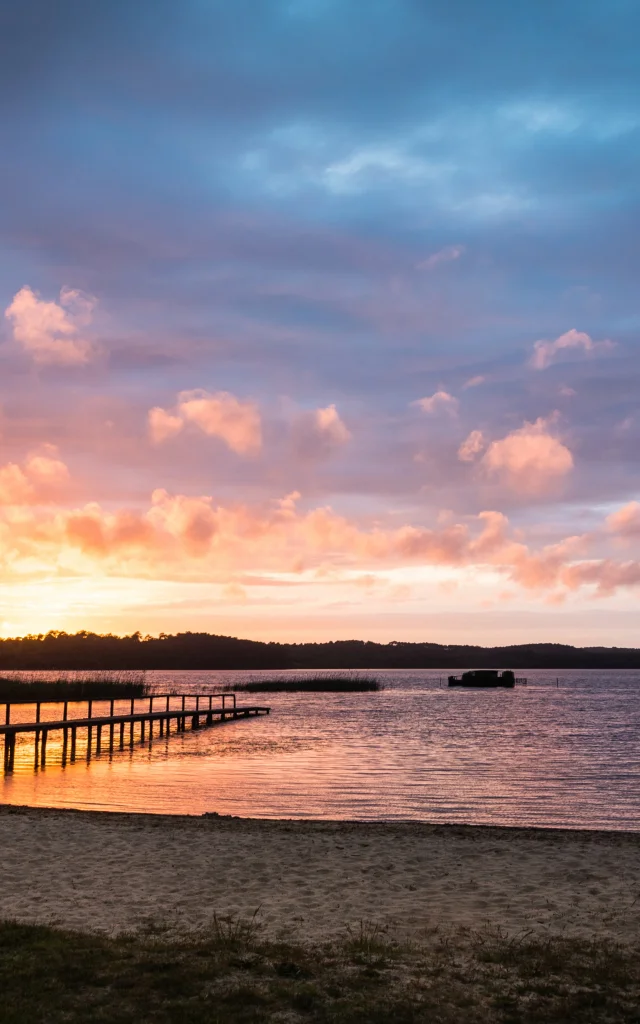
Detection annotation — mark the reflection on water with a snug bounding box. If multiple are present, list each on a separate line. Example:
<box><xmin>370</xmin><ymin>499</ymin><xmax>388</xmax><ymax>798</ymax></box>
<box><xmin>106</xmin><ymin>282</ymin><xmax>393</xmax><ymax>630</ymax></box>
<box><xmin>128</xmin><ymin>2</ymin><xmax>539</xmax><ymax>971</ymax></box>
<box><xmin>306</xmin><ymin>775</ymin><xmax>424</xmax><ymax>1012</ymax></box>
<box><xmin>2</xmin><ymin>670</ymin><xmax>640</xmax><ymax>830</ymax></box>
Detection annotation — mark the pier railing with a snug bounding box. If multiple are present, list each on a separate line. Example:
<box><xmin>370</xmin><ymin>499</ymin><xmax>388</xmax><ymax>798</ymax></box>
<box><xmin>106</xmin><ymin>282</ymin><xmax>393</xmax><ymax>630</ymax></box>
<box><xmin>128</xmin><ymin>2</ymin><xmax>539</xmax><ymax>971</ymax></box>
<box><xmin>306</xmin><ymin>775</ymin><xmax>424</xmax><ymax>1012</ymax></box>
<box><xmin>1</xmin><ymin>692</ymin><xmax>270</xmax><ymax>773</ymax></box>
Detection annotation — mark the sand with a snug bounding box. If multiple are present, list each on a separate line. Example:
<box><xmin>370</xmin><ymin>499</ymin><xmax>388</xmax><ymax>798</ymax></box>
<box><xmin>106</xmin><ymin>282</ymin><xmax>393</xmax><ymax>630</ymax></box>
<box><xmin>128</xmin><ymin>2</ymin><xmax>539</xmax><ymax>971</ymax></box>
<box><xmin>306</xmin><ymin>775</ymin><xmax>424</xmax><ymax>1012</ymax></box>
<box><xmin>1</xmin><ymin>806</ymin><xmax>639</xmax><ymax>943</ymax></box>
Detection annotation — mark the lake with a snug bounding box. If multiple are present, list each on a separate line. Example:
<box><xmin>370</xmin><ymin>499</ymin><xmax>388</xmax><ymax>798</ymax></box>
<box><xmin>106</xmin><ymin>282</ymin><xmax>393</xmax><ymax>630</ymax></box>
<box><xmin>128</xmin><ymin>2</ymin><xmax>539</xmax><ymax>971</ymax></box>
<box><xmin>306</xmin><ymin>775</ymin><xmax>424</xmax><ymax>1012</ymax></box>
<box><xmin>1</xmin><ymin>669</ymin><xmax>639</xmax><ymax>830</ymax></box>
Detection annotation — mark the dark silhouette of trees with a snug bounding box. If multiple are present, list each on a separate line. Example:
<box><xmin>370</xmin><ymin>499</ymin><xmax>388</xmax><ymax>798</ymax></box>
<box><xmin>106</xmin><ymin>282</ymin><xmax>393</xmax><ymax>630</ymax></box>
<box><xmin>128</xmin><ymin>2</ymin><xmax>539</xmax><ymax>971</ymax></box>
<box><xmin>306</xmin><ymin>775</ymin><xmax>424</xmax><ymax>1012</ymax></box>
<box><xmin>0</xmin><ymin>631</ymin><xmax>638</xmax><ymax>670</ymax></box>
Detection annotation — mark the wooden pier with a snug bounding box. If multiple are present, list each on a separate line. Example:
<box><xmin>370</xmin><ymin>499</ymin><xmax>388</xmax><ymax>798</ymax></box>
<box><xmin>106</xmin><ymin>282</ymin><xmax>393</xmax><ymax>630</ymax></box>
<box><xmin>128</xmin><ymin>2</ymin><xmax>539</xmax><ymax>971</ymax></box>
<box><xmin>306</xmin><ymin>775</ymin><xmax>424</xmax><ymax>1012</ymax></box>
<box><xmin>1</xmin><ymin>693</ymin><xmax>270</xmax><ymax>773</ymax></box>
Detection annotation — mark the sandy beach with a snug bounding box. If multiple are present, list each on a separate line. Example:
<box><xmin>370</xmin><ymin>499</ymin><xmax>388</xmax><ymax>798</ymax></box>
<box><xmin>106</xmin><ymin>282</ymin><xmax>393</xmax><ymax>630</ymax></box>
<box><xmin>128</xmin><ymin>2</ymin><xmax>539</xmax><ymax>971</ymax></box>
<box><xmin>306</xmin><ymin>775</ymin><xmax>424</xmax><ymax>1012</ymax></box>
<box><xmin>1</xmin><ymin>805</ymin><xmax>639</xmax><ymax>943</ymax></box>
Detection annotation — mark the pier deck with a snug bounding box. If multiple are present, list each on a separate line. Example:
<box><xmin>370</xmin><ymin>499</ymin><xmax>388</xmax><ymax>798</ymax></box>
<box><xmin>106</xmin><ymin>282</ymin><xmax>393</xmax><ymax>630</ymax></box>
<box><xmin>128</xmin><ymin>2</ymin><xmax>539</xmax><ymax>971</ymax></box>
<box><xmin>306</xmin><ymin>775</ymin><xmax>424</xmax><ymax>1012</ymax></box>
<box><xmin>1</xmin><ymin>693</ymin><xmax>270</xmax><ymax>772</ymax></box>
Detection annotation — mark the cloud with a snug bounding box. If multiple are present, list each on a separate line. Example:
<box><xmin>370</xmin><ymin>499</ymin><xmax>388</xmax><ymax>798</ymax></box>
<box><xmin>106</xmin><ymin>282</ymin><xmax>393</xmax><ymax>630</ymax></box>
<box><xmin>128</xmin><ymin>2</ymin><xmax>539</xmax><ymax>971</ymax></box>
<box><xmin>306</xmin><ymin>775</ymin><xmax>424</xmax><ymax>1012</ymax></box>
<box><xmin>530</xmin><ymin>328</ymin><xmax>614</xmax><ymax>370</ymax></box>
<box><xmin>148</xmin><ymin>390</ymin><xmax>262</xmax><ymax>455</ymax></box>
<box><xmin>413</xmin><ymin>391</ymin><xmax>459</xmax><ymax>416</ymax></box>
<box><xmin>416</xmin><ymin>245</ymin><xmax>465</xmax><ymax>271</ymax></box>
<box><xmin>461</xmin><ymin>375</ymin><xmax>485</xmax><ymax>389</ymax></box>
<box><xmin>0</xmin><ymin>448</ymin><xmax>69</xmax><ymax>505</ymax></box>
<box><xmin>292</xmin><ymin>403</ymin><xmax>351</xmax><ymax>459</ymax></box>
<box><xmin>458</xmin><ymin>429</ymin><xmax>485</xmax><ymax>462</ymax></box>
<box><xmin>4</xmin><ymin>286</ymin><xmax>96</xmax><ymax>365</ymax></box>
<box><xmin>481</xmin><ymin>416</ymin><xmax>573</xmax><ymax>493</ymax></box>
<box><xmin>606</xmin><ymin>502</ymin><xmax>640</xmax><ymax>537</ymax></box>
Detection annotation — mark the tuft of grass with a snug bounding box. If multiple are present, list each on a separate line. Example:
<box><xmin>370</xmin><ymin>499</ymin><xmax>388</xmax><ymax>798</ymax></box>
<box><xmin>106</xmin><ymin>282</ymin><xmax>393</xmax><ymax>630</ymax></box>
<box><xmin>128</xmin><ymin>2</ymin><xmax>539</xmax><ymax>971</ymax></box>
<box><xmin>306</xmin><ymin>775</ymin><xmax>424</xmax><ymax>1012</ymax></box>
<box><xmin>0</xmin><ymin>918</ymin><xmax>638</xmax><ymax>1023</ymax></box>
<box><xmin>0</xmin><ymin>670</ymin><xmax>148</xmax><ymax>702</ymax></box>
<box><xmin>226</xmin><ymin>674</ymin><xmax>382</xmax><ymax>693</ymax></box>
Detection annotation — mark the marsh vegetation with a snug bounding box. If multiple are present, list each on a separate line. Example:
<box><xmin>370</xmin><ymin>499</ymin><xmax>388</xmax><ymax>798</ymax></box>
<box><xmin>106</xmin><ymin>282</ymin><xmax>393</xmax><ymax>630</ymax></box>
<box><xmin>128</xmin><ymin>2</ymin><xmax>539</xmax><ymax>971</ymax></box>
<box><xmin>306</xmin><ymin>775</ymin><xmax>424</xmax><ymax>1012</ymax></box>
<box><xmin>226</xmin><ymin>674</ymin><xmax>382</xmax><ymax>693</ymax></box>
<box><xmin>0</xmin><ymin>671</ymin><xmax>148</xmax><ymax>703</ymax></box>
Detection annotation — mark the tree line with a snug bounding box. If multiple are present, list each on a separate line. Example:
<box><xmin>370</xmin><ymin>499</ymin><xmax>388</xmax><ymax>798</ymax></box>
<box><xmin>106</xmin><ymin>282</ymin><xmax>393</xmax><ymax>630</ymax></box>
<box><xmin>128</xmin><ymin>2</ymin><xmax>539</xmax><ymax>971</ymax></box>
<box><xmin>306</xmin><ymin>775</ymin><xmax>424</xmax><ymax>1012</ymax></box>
<box><xmin>0</xmin><ymin>631</ymin><xmax>639</xmax><ymax>669</ymax></box>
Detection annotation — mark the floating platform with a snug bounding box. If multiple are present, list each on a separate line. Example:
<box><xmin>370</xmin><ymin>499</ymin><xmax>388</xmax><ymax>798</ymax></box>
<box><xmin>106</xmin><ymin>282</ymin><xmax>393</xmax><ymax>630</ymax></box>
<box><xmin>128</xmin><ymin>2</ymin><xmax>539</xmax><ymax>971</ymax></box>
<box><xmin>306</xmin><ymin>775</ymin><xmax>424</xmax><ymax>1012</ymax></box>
<box><xmin>448</xmin><ymin>670</ymin><xmax>524</xmax><ymax>688</ymax></box>
<box><xmin>1</xmin><ymin>693</ymin><xmax>270</xmax><ymax>773</ymax></box>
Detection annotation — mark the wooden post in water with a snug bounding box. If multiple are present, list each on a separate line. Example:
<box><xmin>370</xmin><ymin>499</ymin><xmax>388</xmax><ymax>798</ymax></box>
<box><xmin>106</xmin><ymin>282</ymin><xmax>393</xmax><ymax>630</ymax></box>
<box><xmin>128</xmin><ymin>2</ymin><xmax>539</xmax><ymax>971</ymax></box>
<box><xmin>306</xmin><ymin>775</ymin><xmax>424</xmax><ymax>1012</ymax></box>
<box><xmin>96</xmin><ymin>723</ymin><xmax>102</xmax><ymax>755</ymax></box>
<box><xmin>141</xmin><ymin>719</ymin><xmax>145</xmax><ymax>744</ymax></box>
<box><xmin>41</xmin><ymin>729</ymin><xmax>48</xmax><ymax>766</ymax></box>
<box><xmin>119</xmin><ymin>721</ymin><xmax>125</xmax><ymax>749</ymax></box>
<box><xmin>70</xmin><ymin>727</ymin><xmax>77</xmax><ymax>761</ymax></box>
<box><xmin>109</xmin><ymin>722</ymin><xmax>114</xmax><ymax>754</ymax></box>
<box><xmin>5</xmin><ymin>703</ymin><xmax>9</xmax><ymax>725</ymax></box>
<box><xmin>62</xmin><ymin>728</ymin><xmax>68</xmax><ymax>766</ymax></box>
<box><xmin>36</xmin><ymin>702</ymin><xmax>41</xmax><ymax>723</ymax></box>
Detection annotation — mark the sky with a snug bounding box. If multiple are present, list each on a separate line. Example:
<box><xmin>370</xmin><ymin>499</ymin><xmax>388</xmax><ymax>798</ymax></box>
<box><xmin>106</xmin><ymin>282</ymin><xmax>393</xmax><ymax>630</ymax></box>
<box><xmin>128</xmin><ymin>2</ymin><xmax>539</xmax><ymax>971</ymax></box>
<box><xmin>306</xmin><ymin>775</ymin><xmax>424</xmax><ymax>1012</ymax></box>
<box><xmin>1</xmin><ymin>0</ymin><xmax>640</xmax><ymax>644</ymax></box>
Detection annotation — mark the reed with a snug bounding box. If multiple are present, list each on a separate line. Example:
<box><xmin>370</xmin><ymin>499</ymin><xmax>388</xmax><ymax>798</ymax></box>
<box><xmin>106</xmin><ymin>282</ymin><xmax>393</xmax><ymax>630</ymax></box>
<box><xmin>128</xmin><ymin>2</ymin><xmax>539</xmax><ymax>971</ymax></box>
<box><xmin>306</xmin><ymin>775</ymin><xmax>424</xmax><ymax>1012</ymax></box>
<box><xmin>0</xmin><ymin>670</ymin><xmax>148</xmax><ymax>702</ymax></box>
<box><xmin>226</xmin><ymin>674</ymin><xmax>382</xmax><ymax>693</ymax></box>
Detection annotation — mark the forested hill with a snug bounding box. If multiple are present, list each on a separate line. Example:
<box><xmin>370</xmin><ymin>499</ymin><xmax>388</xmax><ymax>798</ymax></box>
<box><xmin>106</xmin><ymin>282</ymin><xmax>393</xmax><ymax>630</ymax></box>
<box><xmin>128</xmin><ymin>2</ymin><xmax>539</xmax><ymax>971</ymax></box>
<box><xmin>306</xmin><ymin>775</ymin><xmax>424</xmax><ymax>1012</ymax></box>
<box><xmin>1</xmin><ymin>632</ymin><xmax>640</xmax><ymax>670</ymax></box>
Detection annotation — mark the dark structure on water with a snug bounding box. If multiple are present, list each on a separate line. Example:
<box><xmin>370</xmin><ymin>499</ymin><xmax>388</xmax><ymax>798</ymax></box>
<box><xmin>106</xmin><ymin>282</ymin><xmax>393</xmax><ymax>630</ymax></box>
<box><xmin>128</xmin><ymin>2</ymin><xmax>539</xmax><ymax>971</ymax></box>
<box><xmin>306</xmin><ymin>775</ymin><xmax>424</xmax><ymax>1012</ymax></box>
<box><xmin>448</xmin><ymin>670</ymin><xmax>517</xmax><ymax>688</ymax></box>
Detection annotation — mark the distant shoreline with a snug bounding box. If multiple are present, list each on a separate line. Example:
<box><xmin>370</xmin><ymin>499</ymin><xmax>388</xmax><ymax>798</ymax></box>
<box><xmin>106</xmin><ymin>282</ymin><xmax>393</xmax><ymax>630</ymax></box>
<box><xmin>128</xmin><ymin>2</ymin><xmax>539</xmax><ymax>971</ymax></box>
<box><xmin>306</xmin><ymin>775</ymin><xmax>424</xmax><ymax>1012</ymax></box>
<box><xmin>3</xmin><ymin>630</ymin><xmax>640</xmax><ymax>670</ymax></box>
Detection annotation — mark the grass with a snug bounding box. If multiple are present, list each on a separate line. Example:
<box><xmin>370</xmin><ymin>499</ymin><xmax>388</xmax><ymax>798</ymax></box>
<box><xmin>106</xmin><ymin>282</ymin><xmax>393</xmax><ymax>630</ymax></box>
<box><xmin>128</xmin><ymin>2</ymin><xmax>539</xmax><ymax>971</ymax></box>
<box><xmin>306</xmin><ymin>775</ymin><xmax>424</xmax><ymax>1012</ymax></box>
<box><xmin>0</xmin><ymin>670</ymin><xmax>148</xmax><ymax>703</ymax></box>
<box><xmin>226</xmin><ymin>674</ymin><xmax>382</xmax><ymax>693</ymax></box>
<box><xmin>0</xmin><ymin>918</ymin><xmax>638</xmax><ymax>1023</ymax></box>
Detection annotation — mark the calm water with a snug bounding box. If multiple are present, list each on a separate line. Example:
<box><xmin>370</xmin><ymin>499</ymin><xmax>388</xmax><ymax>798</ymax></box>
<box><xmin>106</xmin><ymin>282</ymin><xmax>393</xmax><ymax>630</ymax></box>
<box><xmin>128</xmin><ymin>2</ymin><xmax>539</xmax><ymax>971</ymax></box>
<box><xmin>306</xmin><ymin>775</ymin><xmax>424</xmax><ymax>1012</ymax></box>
<box><xmin>2</xmin><ymin>670</ymin><xmax>639</xmax><ymax>830</ymax></box>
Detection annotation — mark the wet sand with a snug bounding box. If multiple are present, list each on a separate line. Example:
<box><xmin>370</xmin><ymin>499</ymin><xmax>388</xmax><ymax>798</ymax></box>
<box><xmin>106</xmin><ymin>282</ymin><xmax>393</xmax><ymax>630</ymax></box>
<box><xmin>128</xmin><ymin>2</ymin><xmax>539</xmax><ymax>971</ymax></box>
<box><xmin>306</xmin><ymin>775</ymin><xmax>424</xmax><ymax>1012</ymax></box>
<box><xmin>1</xmin><ymin>806</ymin><xmax>639</xmax><ymax>942</ymax></box>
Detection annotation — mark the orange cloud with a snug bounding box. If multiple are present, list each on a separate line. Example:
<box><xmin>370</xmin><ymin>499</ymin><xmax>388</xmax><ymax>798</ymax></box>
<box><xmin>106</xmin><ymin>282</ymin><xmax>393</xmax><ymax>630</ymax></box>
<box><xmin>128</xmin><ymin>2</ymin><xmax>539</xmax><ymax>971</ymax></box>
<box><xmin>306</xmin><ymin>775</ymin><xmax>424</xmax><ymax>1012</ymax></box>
<box><xmin>530</xmin><ymin>328</ymin><xmax>613</xmax><ymax>370</ymax></box>
<box><xmin>5</xmin><ymin>286</ymin><xmax>95</xmax><ymax>365</ymax></box>
<box><xmin>481</xmin><ymin>416</ymin><xmax>573</xmax><ymax>493</ymax></box>
<box><xmin>149</xmin><ymin>390</ymin><xmax>262</xmax><ymax>455</ymax></box>
<box><xmin>0</xmin><ymin>449</ymin><xmax>69</xmax><ymax>505</ymax></box>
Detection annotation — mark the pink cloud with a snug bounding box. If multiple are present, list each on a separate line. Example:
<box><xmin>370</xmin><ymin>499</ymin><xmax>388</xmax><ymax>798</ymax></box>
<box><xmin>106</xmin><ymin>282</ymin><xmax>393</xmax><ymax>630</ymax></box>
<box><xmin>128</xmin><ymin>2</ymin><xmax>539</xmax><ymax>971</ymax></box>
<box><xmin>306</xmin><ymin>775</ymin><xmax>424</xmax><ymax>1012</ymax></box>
<box><xmin>413</xmin><ymin>391</ymin><xmax>459</xmax><ymax>416</ymax></box>
<box><xmin>148</xmin><ymin>390</ymin><xmax>262</xmax><ymax>455</ymax></box>
<box><xmin>606</xmin><ymin>502</ymin><xmax>640</xmax><ymax>537</ymax></box>
<box><xmin>530</xmin><ymin>328</ymin><xmax>614</xmax><ymax>370</ymax></box>
<box><xmin>458</xmin><ymin>429</ymin><xmax>485</xmax><ymax>462</ymax></box>
<box><xmin>481</xmin><ymin>416</ymin><xmax>573</xmax><ymax>493</ymax></box>
<box><xmin>4</xmin><ymin>286</ymin><xmax>96</xmax><ymax>365</ymax></box>
<box><xmin>461</xmin><ymin>375</ymin><xmax>485</xmax><ymax>389</ymax></box>
<box><xmin>292</xmin><ymin>404</ymin><xmax>351</xmax><ymax>459</ymax></box>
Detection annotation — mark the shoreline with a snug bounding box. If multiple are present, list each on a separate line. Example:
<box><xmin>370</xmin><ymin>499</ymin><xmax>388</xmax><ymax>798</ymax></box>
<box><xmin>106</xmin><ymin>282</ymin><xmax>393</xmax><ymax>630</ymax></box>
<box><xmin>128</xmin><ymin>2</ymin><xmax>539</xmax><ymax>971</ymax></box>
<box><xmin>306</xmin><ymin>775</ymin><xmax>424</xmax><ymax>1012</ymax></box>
<box><xmin>3</xmin><ymin>800</ymin><xmax>640</xmax><ymax>837</ymax></box>
<box><xmin>2</xmin><ymin>804</ymin><xmax>639</xmax><ymax>943</ymax></box>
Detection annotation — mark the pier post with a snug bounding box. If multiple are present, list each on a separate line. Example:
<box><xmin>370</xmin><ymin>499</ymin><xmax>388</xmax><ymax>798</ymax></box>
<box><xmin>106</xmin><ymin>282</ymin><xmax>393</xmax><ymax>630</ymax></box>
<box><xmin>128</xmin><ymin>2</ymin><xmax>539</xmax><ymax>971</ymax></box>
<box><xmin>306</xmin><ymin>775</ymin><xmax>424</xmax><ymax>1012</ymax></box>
<box><xmin>36</xmin><ymin>703</ymin><xmax>40</xmax><ymax>724</ymax></box>
<box><xmin>62</xmin><ymin>728</ymin><xmax>68</xmax><ymax>766</ymax></box>
<box><xmin>34</xmin><ymin>729</ymin><xmax>40</xmax><ymax>768</ymax></box>
<box><xmin>109</xmin><ymin>722</ymin><xmax>114</xmax><ymax>754</ymax></box>
<box><xmin>4</xmin><ymin>703</ymin><xmax>9</xmax><ymax>725</ymax></box>
<box><xmin>129</xmin><ymin>719</ymin><xmax>134</xmax><ymax>746</ymax></box>
<box><xmin>96</xmin><ymin>723</ymin><xmax>102</xmax><ymax>755</ymax></box>
<box><xmin>119</xmin><ymin>721</ymin><xmax>125</xmax><ymax>749</ymax></box>
<box><xmin>141</xmin><ymin>719</ymin><xmax>145</xmax><ymax>743</ymax></box>
<box><xmin>41</xmin><ymin>729</ymin><xmax>48</xmax><ymax>766</ymax></box>
<box><xmin>87</xmin><ymin>726</ymin><xmax>92</xmax><ymax>761</ymax></box>
<box><xmin>71</xmin><ymin>727</ymin><xmax>77</xmax><ymax>761</ymax></box>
